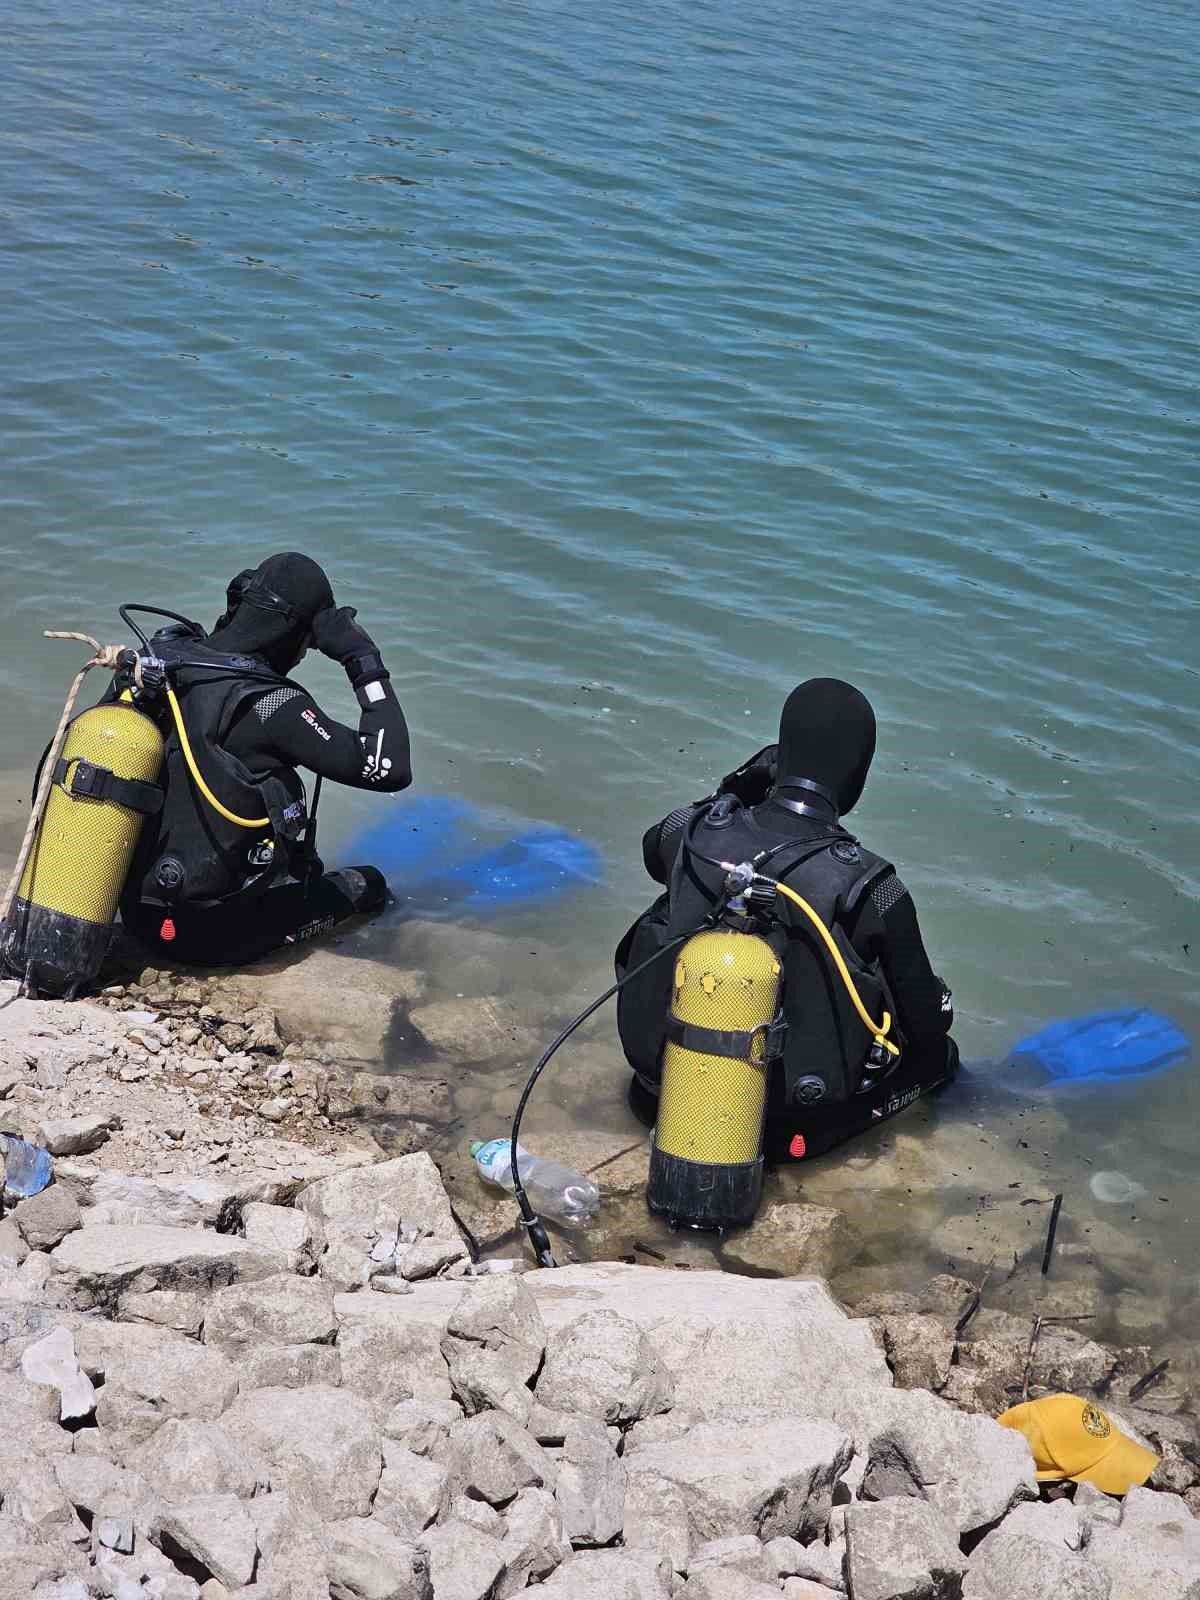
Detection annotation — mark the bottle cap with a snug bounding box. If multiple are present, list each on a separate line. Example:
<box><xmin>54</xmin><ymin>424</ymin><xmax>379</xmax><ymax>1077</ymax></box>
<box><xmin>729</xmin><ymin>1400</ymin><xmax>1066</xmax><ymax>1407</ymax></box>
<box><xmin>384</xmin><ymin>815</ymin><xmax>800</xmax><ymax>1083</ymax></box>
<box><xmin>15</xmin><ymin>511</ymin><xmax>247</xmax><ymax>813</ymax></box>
<box><xmin>469</xmin><ymin>1140</ymin><xmax>484</xmax><ymax>1157</ymax></box>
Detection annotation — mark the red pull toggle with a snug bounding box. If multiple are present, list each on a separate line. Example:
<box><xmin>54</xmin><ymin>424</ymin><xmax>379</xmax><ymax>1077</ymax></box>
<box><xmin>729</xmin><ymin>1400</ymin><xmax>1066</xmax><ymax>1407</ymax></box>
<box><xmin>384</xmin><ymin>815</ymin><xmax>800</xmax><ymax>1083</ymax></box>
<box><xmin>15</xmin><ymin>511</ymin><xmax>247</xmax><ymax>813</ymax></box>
<box><xmin>159</xmin><ymin>917</ymin><xmax>176</xmax><ymax>943</ymax></box>
<box><xmin>788</xmin><ymin>1132</ymin><xmax>807</xmax><ymax>1159</ymax></box>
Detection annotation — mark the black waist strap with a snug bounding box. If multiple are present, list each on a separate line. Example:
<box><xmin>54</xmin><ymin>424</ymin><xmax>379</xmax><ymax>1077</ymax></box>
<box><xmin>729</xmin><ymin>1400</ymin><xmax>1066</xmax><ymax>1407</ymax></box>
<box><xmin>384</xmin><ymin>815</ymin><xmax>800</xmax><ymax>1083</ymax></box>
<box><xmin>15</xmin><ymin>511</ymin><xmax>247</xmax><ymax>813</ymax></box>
<box><xmin>666</xmin><ymin>1013</ymin><xmax>787</xmax><ymax>1063</ymax></box>
<box><xmin>54</xmin><ymin>757</ymin><xmax>162</xmax><ymax>816</ymax></box>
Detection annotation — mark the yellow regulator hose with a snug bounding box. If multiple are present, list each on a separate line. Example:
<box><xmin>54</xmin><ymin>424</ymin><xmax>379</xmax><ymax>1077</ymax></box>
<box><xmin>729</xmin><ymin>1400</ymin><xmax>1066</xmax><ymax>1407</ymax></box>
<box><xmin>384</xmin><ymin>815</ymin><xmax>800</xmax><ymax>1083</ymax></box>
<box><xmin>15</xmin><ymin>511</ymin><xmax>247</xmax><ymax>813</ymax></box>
<box><xmin>771</xmin><ymin>878</ymin><xmax>901</xmax><ymax>1058</ymax></box>
<box><xmin>166</xmin><ymin>686</ymin><xmax>268</xmax><ymax>829</ymax></box>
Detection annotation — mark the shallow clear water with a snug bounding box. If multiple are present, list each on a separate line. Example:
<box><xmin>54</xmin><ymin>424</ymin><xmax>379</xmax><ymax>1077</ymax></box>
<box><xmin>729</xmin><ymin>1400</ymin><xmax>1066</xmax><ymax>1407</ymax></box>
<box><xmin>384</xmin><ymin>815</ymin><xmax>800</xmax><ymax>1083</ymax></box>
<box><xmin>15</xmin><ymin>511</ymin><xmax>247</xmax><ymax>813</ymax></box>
<box><xmin>2</xmin><ymin>0</ymin><xmax>1196</xmax><ymax>1347</ymax></box>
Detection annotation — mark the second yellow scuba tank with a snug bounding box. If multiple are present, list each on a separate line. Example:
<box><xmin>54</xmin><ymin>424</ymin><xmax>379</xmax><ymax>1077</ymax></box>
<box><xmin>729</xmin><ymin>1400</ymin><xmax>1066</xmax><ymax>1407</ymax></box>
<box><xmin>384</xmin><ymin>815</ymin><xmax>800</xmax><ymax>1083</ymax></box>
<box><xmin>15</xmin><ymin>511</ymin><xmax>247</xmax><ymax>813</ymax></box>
<box><xmin>1</xmin><ymin>700</ymin><xmax>164</xmax><ymax>998</ymax></box>
<box><xmin>646</xmin><ymin>925</ymin><xmax>783</xmax><ymax>1230</ymax></box>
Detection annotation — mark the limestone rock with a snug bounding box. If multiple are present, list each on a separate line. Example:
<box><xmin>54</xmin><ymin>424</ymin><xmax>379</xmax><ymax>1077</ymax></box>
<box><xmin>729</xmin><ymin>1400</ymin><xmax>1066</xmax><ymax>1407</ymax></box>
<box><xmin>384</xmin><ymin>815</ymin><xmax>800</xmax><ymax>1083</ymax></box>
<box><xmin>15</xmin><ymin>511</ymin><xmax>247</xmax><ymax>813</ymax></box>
<box><xmin>85</xmin><ymin>1172</ymin><xmax>237</xmax><ymax>1229</ymax></box>
<box><xmin>408</xmin><ymin>996</ymin><xmax>538</xmax><ymax>1063</ymax></box>
<box><xmin>623</xmin><ymin>1469</ymin><xmax>692</xmax><ymax>1573</ymax></box>
<box><xmin>845</xmin><ymin>1498</ymin><xmax>968</xmax><ymax>1600</ymax></box>
<box><xmin>1120</xmin><ymin>1483</ymin><xmax>1200</xmax><ymax>1535</ymax></box>
<box><xmin>51</xmin><ymin>1224</ymin><xmax>288</xmax><ymax>1309</ymax></box>
<box><xmin>203</xmin><ymin>1272</ymin><xmax>336</xmax><ymax>1352</ymax></box>
<box><xmin>962</xmin><ymin>1529</ymin><xmax>1111</xmax><ymax>1599</ymax></box>
<box><xmin>372</xmin><ymin>1444</ymin><xmax>447</xmax><ymax>1540</ymax></box>
<box><xmin>1085</xmin><ymin>1491</ymin><xmax>1200</xmax><ymax>1599</ymax></box>
<box><xmin>917</xmin><ymin>1276</ymin><xmax>979</xmax><ymax>1321</ymax></box>
<box><xmin>721</xmin><ymin>1202</ymin><xmax>854</xmax><ymax>1280</ymax></box>
<box><xmin>441</xmin><ymin>1277</ymin><xmax>545</xmax><ymax>1421</ymax></box>
<box><xmin>2</xmin><ymin>1461</ymin><xmax>87</xmax><ymax>1544</ymax></box>
<box><xmin>630</xmin><ymin>1419</ymin><xmax>852</xmax><ymax>1544</ymax></box>
<box><xmin>338</xmin><ymin>1318</ymin><xmax>452</xmax><ymax>1414</ymax></box>
<box><xmin>127</xmin><ymin>1418</ymin><xmax>270</xmax><ymax>1501</ymax></box>
<box><xmin>11</xmin><ymin>1185</ymin><xmax>82</xmax><ymax>1251</ymax></box>
<box><xmin>215</xmin><ymin>948</ymin><xmax>419</xmax><ymax>1060</ymax></box>
<box><xmin>241</xmin><ymin>1202</ymin><xmax>316</xmax><ymax>1271</ymax></box>
<box><xmin>450</xmin><ymin>1496</ymin><xmax>503</xmax><ymax>1535</ymax></box>
<box><xmin>555</xmin><ymin>1417</ymin><xmax>626</xmax><ymax>1546</ymax></box>
<box><xmin>221</xmin><ymin>1385</ymin><xmax>382</xmax><ymax>1518</ymax></box>
<box><xmin>38</xmin><ymin>1113</ymin><xmax>118</xmax><ymax>1156</ymax></box>
<box><xmin>398</xmin><ymin>1237</ymin><xmax>467</xmax><ymax>1281</ymax></box>
<box><xmin>443</xmin><ymin>1412</ymin><xmax>557</xmax><ymax>1506</ymax></box>
<box><xmin>248</xmin><ymin>1488</ymin><xmax>333</xmax><ymax>1600</ymax></box>
<box><xmin>96</xmin><ymin>1336</ymin><xmax>239</xmax><ymax>1448</ymax></box>
<box><xmin>20</xmin><ymin>1325</ymin><xmax>96</xmax><ymax>1421</ymax></box>
<box><xmin>0</xmin><ymin>1216</ymin><xmax>29</xmax><ymax>1267</ymax></box>
<box><xmin>154</xmin><ymin>1495</ymin><xmax>257</xmax><ymax>1589</ymax></box>
<box><xmin>768</xmin><ymin>1534</ymin><xmax>845</xmax><ymax>1590</ymax></box>
<box><xmin>527</xmin><ymin>1263</ymin><xmax>891</xmax><ymax>1429</ymax></box>
<box><xmin>53</xmin><ymin>1457</ymin><xmax>153</xmax><ymax>1522</ymax></box>
<box><xmin>383</xmin><ymin>1397</ymin><xmax>464</xmax><ymax>1457</ymax></box>
<box><xmin>681</xmin><ymin>1571</ymin><xmax>789</xmax><ymax>1600</ymax></box>
<box><xmin>417</xmin><ymin>1519</ymin><xmax>506</xmax><ymax>1600</ymax></box>
<box><xmin>240</xmin><ymin>1342</ymin><xmax>342</xmax><ymax>1389</ymax></box>
<box><xmin>537</xmin><ymin>1308</ymin><xmax>674</xmax><ymax>1425</ymax></box>
<box><xmin>498</xmin><ymin>1485</ymin><xmax>571</xmax><ymax>1596</ymax></box>
<box><xmin>855</xmin><ymin>1388</ymin><xmax>1038</xmax><ymax>1536</ymax></box>
<box><xmin>880</xmin><ymin>1313</ymin><xmax>957</xmax><ymax>1391</ymax></box>
<box><xmin>298</xmin><ymin>1152</ymin><xmax>461</xmax><ymax>1275</ymax></box>
<box><xmin>969</xmin><ymin>1498</ymin><xmax>1082</xmax><ymax>1560</ymax></box>
<box><xmin>688</xmin><ymin>1533</ymin><xmax>776</xmax><ymax>1584</ymax></box>
<box><xmin>535</xmin><ymin>1548</ymin><xmax>675</xmax><ymax>1599</ymax></box>
<box><xmin>117</xmin><ymin>1289</ymin><xmax>206</xmax><ymax>1336</ymax></box>
<box><xmin>326</xmin><ymin>1516</ymin><xmax>432</xmax><ymax>1600</ymax></box>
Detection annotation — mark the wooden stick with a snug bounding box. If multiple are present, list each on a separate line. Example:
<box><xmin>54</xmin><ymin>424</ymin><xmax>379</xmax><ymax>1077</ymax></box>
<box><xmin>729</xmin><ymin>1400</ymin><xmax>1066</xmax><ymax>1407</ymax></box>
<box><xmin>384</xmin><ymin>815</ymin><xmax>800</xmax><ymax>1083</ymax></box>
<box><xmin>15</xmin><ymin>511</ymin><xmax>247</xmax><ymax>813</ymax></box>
<box><xmin>1022</xmin><ymin>1314</ymin><xmax>1043</xmax><ymax>1402</ymax></box>
<box><xmin>1041</xmin><ymin>1194</ymin><xmax>1064</xmax><ymax>1277</ymax></box>
<box><xmin>1129</xmin><ymin>1359</ymin><xmax>1170</xmax><ymax>1403</ymax></box>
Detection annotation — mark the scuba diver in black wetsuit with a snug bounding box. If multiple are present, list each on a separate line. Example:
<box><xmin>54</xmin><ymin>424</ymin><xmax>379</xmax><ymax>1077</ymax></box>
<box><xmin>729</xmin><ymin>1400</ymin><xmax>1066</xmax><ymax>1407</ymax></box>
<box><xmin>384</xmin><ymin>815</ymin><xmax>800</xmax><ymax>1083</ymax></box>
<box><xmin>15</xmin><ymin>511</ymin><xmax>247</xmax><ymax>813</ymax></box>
<box><xmin>117</xmin><ymin>552</ymin><xmax>412</xmax><ymax>967</ymax></box>
<box><xmin>615</xmin><ymin>677</ymin><xmax>958</xmax><ymax>1163</ymax></box>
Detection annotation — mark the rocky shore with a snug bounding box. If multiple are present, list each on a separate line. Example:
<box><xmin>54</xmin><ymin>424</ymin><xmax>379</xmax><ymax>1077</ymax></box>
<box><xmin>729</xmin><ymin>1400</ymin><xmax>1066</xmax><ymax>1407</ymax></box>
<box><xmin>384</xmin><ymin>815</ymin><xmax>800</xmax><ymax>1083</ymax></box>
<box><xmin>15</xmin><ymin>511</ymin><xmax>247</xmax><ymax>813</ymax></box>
<box><xmin>1</xmin><ymin>965</ymin><xmax>1198</xmax><ymax>1600</ymax></box>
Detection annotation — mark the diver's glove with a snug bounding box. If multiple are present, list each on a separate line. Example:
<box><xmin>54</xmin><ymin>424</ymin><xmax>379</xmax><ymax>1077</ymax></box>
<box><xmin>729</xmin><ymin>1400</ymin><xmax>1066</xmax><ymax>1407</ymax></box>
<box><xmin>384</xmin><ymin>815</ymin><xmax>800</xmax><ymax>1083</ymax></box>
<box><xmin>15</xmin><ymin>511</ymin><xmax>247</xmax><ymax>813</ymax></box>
<box><xmin>312</xmin><ymin>605</ymin><xmax>390</xmax><ymax>699</ymax></box>
<box><xmin>715</xmin><ymin>743</ymin><xmax>778</xmax><ymax>806</ymax></box>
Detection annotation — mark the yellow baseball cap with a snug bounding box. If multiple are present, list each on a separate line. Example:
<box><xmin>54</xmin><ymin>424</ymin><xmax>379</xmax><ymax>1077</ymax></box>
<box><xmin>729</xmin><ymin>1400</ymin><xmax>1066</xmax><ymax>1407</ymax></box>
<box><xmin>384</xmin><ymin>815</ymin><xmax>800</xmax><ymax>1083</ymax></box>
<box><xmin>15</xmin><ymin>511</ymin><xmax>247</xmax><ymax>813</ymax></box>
<box><xmin>997</xmin><ymin>1394</ymin><xmax>1159</xmax><ymax>1496</ymax></box>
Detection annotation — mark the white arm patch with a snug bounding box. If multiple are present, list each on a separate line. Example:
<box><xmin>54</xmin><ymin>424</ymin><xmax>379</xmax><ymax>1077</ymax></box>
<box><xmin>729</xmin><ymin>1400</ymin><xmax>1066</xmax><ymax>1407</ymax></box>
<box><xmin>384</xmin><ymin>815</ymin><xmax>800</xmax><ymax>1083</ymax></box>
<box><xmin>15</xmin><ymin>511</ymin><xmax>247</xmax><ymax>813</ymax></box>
<box><xmin>361</xmin><ymin>729</ymin><xmax>393</xmax><ymax>783</ymax></box>
<box><xmin>363</xmin><ymin>679</ymin><xmax>386</xmax><ymax>704</ymax></box>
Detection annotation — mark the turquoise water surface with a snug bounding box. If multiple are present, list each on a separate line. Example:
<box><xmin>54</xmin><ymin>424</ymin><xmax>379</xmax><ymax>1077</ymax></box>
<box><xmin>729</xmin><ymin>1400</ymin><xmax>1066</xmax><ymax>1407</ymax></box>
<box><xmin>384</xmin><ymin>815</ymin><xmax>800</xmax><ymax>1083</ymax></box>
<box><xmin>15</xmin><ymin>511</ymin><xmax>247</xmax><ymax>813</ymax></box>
<box><xmin>2</xmin><ymin>0</ymin><xmax>1196</xmax><ymax>1338</ymax></box>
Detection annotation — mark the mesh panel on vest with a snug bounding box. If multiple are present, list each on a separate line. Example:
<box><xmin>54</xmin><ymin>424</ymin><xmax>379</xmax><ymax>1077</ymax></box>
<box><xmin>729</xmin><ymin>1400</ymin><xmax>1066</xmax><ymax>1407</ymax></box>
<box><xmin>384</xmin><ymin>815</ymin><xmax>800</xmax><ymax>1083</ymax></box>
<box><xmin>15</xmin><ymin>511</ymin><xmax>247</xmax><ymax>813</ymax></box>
<box><xmin>253</xmin><ymin>686</ymin><xmax>304</xmax><ymax>723</ymax></box>
<box><xmin>870</xmin><ymin>871</ymin><xmax>908</xmax><ymax>918</ymax></box>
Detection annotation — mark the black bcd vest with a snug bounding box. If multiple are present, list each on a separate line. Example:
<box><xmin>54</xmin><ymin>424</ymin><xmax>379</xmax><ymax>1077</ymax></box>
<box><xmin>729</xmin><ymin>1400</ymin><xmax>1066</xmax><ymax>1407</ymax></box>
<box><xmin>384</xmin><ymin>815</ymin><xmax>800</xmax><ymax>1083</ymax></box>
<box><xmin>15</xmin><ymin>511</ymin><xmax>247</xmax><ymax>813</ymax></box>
<box><xmin>615</xmin><ymin>797</ymin><xmax>898</xmax><ymax>1113</ymax></box>
<box><xmin>116</xmin><ymin>637</ymin><xmax>311</xmax><ymax>915</ymax></box>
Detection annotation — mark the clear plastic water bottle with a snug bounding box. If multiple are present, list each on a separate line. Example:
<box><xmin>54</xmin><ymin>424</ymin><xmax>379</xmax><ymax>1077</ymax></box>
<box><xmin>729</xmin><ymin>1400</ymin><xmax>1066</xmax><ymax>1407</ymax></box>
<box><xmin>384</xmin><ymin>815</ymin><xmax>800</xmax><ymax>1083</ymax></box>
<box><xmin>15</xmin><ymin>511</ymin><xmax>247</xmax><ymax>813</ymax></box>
<box><xmin>470</xmin><ymin>1138</ymin><xmax>600</xmax><ymax>1225</ymax></box>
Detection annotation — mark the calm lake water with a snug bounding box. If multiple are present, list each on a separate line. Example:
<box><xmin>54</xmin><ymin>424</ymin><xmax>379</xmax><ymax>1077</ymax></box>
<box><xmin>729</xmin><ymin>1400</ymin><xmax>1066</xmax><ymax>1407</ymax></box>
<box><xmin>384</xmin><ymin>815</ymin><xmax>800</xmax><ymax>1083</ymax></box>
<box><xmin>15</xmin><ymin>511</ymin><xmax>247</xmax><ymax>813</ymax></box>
<box><xmin>2</xmin><ymin>0</ymin><xmax>1196</xmax><ymax>1353</ymax></box>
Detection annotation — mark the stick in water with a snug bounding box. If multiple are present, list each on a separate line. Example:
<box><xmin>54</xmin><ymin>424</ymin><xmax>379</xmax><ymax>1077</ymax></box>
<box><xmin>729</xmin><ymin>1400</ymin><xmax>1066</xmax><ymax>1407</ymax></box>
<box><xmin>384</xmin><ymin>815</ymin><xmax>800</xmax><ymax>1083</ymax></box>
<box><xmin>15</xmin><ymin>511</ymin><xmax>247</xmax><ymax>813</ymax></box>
<box><xmin>1041</xmin><ymin>1193</ymin><xmax>1064</xmax><ymax>1277</ymax></box>
<box><xmin>1128</xmin><ymin>1359</ymin><xmax>1171</xmax><ymax>1403</ymax></box>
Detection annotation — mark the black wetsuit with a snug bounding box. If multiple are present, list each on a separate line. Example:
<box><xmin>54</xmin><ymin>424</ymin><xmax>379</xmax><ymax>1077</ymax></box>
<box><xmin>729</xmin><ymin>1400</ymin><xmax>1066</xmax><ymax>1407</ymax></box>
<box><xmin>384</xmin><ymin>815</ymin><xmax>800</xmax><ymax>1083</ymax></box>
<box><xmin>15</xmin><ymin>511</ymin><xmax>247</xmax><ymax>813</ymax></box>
<box><xmin>119</xmin><ymin>553</ymin><xmax>412</xmax><ymax>967</ymax></box>
<box><xmin>616</xmin><ymin>678</ymin><xmax>957</xmax><ymax>1158</ymax></box>
<box><xmin>642</xmin><ymin>790</ymin><xmax>954</xmax><ymax>1082</ymax></box>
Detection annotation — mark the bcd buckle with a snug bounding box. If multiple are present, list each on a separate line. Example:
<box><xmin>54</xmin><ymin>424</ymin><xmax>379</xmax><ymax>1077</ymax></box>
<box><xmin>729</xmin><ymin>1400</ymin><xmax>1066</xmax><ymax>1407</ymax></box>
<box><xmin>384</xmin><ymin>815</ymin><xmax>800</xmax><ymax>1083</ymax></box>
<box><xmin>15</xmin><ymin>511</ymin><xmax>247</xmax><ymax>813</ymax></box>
<box><xmin>64</xmin><ymin>759</ymin><xmax>107</xmax><ymax>800</ymax></box>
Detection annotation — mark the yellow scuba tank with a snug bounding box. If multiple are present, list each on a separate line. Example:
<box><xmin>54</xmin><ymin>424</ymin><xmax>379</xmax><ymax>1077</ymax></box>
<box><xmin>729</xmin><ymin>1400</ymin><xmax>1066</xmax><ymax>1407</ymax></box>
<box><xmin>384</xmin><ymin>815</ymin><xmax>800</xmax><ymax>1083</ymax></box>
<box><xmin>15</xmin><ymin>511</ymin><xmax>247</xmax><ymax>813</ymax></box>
<box><xmin>646</xmin><ymin>925</ymin><xmax>782</xmax><ymax>1230</ymax></box>
<box><xmin>2</xmin><ymin>700</ymin><xmax>164</xmax><ymax>998</ymax></box>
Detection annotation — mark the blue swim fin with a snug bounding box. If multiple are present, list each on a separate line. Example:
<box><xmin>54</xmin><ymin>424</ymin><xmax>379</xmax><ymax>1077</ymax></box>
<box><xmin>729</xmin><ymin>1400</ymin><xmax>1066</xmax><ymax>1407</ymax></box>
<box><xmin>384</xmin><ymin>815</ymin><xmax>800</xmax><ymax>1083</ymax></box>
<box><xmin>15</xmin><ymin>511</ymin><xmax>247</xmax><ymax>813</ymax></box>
<box><xmin>1008</xmin><ymin>1007</ymin><xmax>1191</xmax><ymax>1085</ymax></box>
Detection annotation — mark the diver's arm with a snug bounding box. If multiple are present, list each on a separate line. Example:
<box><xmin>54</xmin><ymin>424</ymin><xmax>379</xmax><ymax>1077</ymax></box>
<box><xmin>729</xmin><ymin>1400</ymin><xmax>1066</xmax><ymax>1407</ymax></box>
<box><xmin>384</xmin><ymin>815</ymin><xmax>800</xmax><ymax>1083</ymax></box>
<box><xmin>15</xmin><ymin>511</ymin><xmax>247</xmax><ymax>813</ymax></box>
<box><xmin>642</xmin><ymin>807</ymin><xmax>699</xmax><ymax>883</ymax></box>
<box><xmin>642</xmin><ymin>745</ymin><xmax>778</xmax><ymax>883</ymax></box>
<box><xmin>717</xmin><ymin>744</ymin><xmax>778</xmax><ymax>805</ymax></box>
<box><xmin>849</xmin><ymin>873</ymin><xmax>954</xmax><ymax>1061</ymax></box>
<box><xmin>242</xmin><ymin>686</ymin><xmax>413</xmax><ymax>792</ymax></box>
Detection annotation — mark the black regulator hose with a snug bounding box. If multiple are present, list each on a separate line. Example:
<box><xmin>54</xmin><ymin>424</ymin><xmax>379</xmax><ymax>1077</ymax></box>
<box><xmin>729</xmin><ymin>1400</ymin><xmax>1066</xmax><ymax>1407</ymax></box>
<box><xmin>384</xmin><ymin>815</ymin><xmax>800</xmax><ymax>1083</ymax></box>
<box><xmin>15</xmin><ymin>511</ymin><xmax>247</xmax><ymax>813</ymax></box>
<box><xmin>509</xmin><ymin>928</ymin><xmax>701</xmax><ymax>1269</ymax></box>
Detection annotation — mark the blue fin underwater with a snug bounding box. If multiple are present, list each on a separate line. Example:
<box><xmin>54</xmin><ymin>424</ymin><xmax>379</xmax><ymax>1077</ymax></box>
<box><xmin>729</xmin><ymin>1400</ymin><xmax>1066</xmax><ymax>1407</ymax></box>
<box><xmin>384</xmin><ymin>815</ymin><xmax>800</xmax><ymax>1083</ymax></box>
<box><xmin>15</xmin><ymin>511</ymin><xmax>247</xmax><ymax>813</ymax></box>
<box><xmin>346</xmin><ymin>794</ymin><xmax>602</xmax><ymax>913</ymax></box>
<box><xmin>1007</xmin><ymin>1007</ymin><xmax>1191</xmax><ymax>1087</ymax></box>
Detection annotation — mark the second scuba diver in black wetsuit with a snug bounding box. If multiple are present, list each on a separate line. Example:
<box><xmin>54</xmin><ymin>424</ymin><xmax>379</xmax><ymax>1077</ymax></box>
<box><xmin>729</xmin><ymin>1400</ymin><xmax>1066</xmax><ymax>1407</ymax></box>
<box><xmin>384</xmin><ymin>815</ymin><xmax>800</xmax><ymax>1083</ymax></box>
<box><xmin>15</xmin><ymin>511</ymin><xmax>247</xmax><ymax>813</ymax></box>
<box><xmin>615</xmin><ymin>677</ymin><xmax>958</xmax><ymax>1159</ymax></box>
<box><xmin>118</xmin><ymin>552</ymin><xmax>412</xmax><ymax>967</ymax></box>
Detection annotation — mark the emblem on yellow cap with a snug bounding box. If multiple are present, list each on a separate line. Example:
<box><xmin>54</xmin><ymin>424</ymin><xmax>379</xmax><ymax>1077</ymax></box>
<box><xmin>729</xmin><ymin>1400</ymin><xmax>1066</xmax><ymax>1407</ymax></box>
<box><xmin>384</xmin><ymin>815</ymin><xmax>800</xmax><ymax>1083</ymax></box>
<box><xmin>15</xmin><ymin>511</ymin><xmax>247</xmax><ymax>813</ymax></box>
<box><xmin>1082</xmin><ymin>1403</ymin><xmax>1111</xmax><ymax>1439</ymax></box>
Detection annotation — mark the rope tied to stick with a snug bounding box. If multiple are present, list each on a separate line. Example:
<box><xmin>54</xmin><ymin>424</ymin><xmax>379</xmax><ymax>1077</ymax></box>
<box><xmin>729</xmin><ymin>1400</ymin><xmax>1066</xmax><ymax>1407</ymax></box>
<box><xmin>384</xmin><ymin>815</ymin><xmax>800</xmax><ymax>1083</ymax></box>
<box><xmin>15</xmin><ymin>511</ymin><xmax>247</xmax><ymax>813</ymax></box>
<box><xmin>0</xmin><ymin>631</ymin><xmax>132</xmax><ymax>927</ymax></box>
